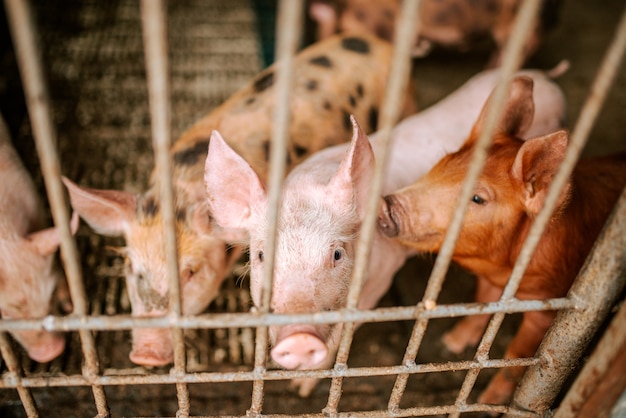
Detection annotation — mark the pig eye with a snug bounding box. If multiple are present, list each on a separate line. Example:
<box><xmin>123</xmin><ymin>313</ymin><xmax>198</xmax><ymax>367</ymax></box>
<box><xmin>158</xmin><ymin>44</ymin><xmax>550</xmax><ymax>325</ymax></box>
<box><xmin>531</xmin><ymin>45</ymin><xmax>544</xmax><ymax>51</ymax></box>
<box><xmin>334</xmin><ymin>249</ymin><xmax>342</xmax><ymax>261</ymax></box>
<box><xmin>258</xmin><ymin>251</ymin><xmax>264</xmax><ymax>262</ymax></box>
<box><xmin>471</xmin><ymin>194</ymin><xmax>486</xmax><ymax>205</ymax></box>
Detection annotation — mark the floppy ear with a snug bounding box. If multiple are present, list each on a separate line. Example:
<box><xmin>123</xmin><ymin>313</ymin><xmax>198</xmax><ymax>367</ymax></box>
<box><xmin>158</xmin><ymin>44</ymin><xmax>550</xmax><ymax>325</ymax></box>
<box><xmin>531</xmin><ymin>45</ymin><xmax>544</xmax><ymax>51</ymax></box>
<box><xmin>511</xmin><ymin>130</ymin><xmax>570</xmax><ymax>216</ymax></box>
<box><xmin>25</xmin><ymin>212</ymin><xmax>80</xmax><ymax>256</ymax></box>
<box><xmin>204</xmin><ymin>130</ymin><xmax>266</xmax><ymax>236</ymax></box>
<box><xmin>470</xmin><ymin>76</ymin><xmax>535</xmax><ymax>142</ymax></box>
<box><xmin>326</xmin><ymin>115</ymin><xmax>376</xmax><ymax>219</ymax></box>
<box><xmin>62</xmin><ymin>177</ymin><xmax>137</xmax><ymax>236</ymax></box>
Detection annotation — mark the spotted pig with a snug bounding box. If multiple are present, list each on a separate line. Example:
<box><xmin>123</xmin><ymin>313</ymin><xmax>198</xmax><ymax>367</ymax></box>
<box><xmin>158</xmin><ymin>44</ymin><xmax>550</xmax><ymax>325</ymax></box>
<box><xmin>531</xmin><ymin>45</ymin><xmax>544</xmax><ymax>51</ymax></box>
<box><xmin>309</xmin><ymin>0</ymin><xmax>561</xmax><ymax>67</ymax></box>
<box><xmin>62</xmin><ymin>32</ymin><xmax>418</xmax><ymax>367</ymax></box>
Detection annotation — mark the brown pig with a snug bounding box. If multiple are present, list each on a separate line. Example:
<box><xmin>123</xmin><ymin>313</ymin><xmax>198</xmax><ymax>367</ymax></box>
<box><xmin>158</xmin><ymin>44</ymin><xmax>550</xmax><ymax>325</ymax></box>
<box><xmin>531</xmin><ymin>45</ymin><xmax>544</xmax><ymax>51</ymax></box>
<box><xmin>377</xmin><ymin>76</ymin><xmax>626</xmax><ymax>406</ymax></box>
<box><xmin>62</xmin><ymin>32</ymin><xmax>418</xmax><ymax>367</ymax></box>
<box><xmin>309</xmin><ymin>0</ymin><xmax>561</xmax><ymax>67</ymax></box>
<box><xmin>0</xmin><ymin>115</ymin><xmax>78</xmax><ymax>363</ymax></box>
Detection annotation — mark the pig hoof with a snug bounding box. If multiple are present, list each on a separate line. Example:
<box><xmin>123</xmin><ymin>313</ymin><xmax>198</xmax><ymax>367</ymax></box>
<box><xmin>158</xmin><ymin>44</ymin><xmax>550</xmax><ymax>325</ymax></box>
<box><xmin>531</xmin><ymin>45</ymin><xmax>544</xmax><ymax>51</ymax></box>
<box><xmin>129</xmin><ymin>349</ymin><xmax>173</xmax><ymax>367</ymax></box>
<box><xmin>271</xmin><ymin>333</ymin><xmax>328</xmax><ymax>370</ymax></box>
<box><xmin>441</xmin><ymin>332</ymin><xmax>471</xmax><ymax>355</ymax></box>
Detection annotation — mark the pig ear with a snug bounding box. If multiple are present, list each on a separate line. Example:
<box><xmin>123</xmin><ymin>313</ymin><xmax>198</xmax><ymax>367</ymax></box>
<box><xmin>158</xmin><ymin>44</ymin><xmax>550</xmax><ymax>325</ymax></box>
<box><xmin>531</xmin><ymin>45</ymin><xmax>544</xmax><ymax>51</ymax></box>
<box><xmin>204</xmin><ymin>130</ymin><xmax>266</xmax><ymax>234</ymax></box>
<box><xmin>25</xmin><ymin>212</ymin><xmax>80</xmax><ymax>256</ymax></box>
<box><xmin>511</xmin><ymin>130</ymin><xmax>570</xmax><ymax>215</ymax></box>
<box><xmin>471</xmin><ymin>76</ymin><xmax>535</xmax><ymax>140</ymax></box>
<box><xmin>62</xmin><ymin>176</ymin><xmax>138</xmax><ymax>236</ymax></box>
<box><xmin>326</xmin><ymin>116</ymin><xmax>375</xmax><ymax>219</ymax></box>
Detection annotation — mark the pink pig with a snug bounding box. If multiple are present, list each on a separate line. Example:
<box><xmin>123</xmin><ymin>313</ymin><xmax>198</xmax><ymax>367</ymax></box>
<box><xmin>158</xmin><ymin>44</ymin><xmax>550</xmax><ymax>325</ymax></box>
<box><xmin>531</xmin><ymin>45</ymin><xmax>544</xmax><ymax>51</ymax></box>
<box><xmin>203</xmin><ymin>64</ymin><xmax>567</xmax><ymax>396</ymax></box>
<box><xmin>309</xmin><ymin>0</ymin><xmax>561</xmax><ymax>66</ymax></box>
<box><xmin>0</xmin><ymin>115</ymin><xmax>78</xmax><ymax>363</ymax></box>
<box><xmin>63</xmin><ymin>32</ymin><xmax>417</xmax><ymax>367</ymax></box>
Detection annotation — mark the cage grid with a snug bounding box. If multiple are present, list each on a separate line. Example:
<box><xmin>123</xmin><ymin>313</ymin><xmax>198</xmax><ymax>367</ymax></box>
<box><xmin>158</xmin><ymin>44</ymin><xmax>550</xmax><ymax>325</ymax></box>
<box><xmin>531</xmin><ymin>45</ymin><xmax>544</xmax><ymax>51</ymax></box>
<box><xmin>0</xmin><ymin>0</ymin><xmax>625</xmax><ymax>417</ymax></box>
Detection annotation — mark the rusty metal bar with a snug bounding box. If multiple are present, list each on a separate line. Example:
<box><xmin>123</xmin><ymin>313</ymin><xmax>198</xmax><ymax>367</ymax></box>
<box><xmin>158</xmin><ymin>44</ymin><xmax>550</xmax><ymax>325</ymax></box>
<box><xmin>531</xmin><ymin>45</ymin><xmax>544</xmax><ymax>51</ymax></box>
<box><xmin>0</xmin><ymin>332</ymin><xmax>39</xmax><ymax>417</ymax></box>
<box><xmin>554</xmin><ymin>294</ymin><xmax>626</xmax><ymax>418</ymax></box>
<box><xmin>324</xmin><ymin>0</ymin><xmax>421</xmax><ymax>414</ymax></box>
<box><xmin>511</xmin><ymin>187</ymin><xmax>626</xmax><ymax>415</ymax></box>
<box><xmin>3</xmin><ymin>0</ymin><xmax>110</xmax><ymax>416</ymax></box>
<box><xmin>249</xmin><ymin>1</ymin><xmax>304</xmax><ymax>416</ymax></box>
<box><xmin>0</xmin><ymin>297</ymin><xmax>575</xmax><ymax>333</ymax></box>
<box><xmin>1</xmin><ymin>357</ymin><xmax>539</xmax><ymax>388</ymax></box>
<box><xmin>139</xmin><ymin>0</ymin><xmax>190</xmax><ymax>416</ymax></box>
<box><xmin>388</xmin><ymin>0</ymin><xmax>542</xmax><ymax>412</ymax></box>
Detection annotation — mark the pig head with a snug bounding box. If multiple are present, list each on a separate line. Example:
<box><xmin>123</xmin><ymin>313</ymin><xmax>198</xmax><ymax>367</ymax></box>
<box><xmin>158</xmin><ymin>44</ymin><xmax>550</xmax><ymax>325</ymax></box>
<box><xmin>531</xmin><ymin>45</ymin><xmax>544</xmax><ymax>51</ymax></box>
<box><xmin>62</xmin><ymin>178</ymin><xmax>241</xmax><ymax>366</ymax></box>
<box><xmin>205</xmin><ymin>117</ymin><xmax>408</xmax><ymax>396</ymax></box>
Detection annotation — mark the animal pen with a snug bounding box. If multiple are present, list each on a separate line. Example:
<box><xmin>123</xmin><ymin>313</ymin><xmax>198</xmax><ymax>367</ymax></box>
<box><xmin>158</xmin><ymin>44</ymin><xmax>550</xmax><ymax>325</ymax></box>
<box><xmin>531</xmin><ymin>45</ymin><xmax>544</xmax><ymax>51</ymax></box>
<box><xmin>0</xmin><ymin>0</ymin><xmax>625</xmax><ymax>416</ymax></box>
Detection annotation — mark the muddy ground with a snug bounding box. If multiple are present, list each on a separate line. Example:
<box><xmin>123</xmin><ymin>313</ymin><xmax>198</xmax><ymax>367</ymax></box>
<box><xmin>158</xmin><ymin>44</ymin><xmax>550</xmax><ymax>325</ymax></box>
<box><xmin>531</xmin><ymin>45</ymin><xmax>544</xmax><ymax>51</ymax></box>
<box><xmin>0</xmin><ymin>0</ymin><xmax>624</xmax><ymax>417</ymax></box>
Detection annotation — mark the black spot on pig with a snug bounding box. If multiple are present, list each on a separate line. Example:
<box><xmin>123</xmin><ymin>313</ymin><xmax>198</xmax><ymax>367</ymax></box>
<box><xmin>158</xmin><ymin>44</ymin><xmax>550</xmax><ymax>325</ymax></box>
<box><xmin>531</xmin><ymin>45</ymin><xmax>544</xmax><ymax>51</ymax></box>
<box><xmin>341</xmin><ymin>37</ymin><xmax>370</xmax><ymax>54</ymax></box>
<box><xmin>174</xmin><ymin>140</ymin><xmax>210</xmax><ymax>166</ymax></box>
<box><xmin>176</xmin><ymin>209</ymin><xmax>186</xmax><ymax>223</ymax></box>
<box><xmin>310</xmin><ymin>55</ymin><xmax>333</xmax><ymax>68</ymax></box>
<box><xmin>253</xmin><ymin>71</ymin><xmax>275</xmax><ymax>93</ymax></box>
<box><xmin>143</xmin><ymin>198</ymin><xmax>159</xmax><ymax>217</ymax></box>
<box><xmin>369</xmin><ymin>106</ymin><xmax>379</xmax><ymax>131</ymax></box>
<box><xmin>262</xmin><ymin>140</ymin><xmax>271</xmax><ymax>162</ymax></box>
<box><xmin>323</xmin><ymin>100</ymin><xmax>332</xmax><ymax>111</ymax></box>
<box><xmin>245</xmin><ymin>96</ymin><xmax>256</xmax><ymax>106</ymax></box>
<box><xmin>294</xmin><ymin>145</ymin><xmax>308</xmax><ymax>158</ymax></box>
<box><xmin>342</xmin><ymin>109</ymin><xmax>352</xmax><ymax>132</ymax></box>
<box><xmin>306</xmin><ymin>79</ymin><xmax>318</xmax><ymax>91</ymax></box>
<box><xmin>348</xmin><ymin>95</ymin><xmax>357</xmax><ymax>107</ymax></box>
<box><xmin>376</xmin><ymin>25</ymin><xmax>393</xmax><ymax>41</ymax></box>
<box><xmin>356</xmin><ymin>83</ymin><xmax>364</xmax><ymax>98</ymax></box>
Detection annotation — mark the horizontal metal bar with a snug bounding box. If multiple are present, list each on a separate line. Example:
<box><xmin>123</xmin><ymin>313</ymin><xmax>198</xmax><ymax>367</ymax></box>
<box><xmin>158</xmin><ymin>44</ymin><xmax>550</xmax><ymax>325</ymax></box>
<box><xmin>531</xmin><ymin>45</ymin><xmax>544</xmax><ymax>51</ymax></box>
<box><xmin>0</xmin><ymin>357</ymin><xmax>539</xmax><ymax>389</ymax></box>
<box><xmin>0</xmin><ymin>297</ymin><xmax>576</xmax><ymax>332</ymax></box>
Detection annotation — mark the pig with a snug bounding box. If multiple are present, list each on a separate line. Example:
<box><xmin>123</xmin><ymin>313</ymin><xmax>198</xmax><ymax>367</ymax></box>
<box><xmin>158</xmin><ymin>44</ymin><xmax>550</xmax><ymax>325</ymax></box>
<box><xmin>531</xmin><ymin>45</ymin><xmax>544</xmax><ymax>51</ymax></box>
<box><xmin>377</xmin><ymin>76</ymin><xmax>626</xmax><ymax>406</ymax></box>
<box><xmin>0</xmin><ymin>115</ymin><xmax>78</xmax><ymax>363</ymax></box>
<box><xmin>204</xmin><ymin>64</ymin><xmax>567</xmax><ymax>396</ymax></box>
<box><xmin>309</xmin><ymin>0</ymin><xmax>561</xmax><ymax>67</ymax></box>
<box><xmin>62</xmin><ymin>32</ymin><xmax>418</xmax><ymax>367</ymax></box>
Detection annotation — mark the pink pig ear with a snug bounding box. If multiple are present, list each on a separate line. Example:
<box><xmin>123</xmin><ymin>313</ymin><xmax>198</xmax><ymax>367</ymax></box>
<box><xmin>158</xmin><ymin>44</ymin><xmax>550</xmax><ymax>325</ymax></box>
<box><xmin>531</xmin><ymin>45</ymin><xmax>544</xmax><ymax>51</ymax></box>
<box><xmin>471</xmin><ymin>76</ymin><xmax>535</xmax><ymax>141</ymax></box>
<box><xmin>25</xmin><ymin>212</ymin><xmax>80</xmax><ymax>256</ymax></box>
<box><xmin>511</xmin><ymin>130</ymin><xmax>570</xmax><ymax>216</ymax></box>
<box><xmin>62</xmin><ymin>176</ymin><xmax>138</xmax><ymax>236</ymax></box>
<box><xmin>326</xmin><ymin>115</ymin><xmax>375</xmax><ymax>219</ymax></box>
<box><xmin>204</xmin><ymin>130</ymin><xmax>266</xmax><ymax>235</ymax></box>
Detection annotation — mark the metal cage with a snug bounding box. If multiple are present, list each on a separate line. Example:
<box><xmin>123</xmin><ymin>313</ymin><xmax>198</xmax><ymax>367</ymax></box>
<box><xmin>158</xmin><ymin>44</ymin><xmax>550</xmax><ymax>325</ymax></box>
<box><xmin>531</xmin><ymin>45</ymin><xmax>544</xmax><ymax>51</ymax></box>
<box><xmin>0</xmin><ymin>0</ymin><xmax>625</xmax><ymax>417</ymax></box>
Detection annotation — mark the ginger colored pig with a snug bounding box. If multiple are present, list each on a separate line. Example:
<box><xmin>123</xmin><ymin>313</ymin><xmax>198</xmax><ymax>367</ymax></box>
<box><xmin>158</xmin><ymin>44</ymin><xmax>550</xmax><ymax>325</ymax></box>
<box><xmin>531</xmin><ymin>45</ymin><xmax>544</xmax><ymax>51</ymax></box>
<box><xmin>204</xmin><ymin>64</ymin><xmax>566</xmax><ymax>397</ymax></box>
<box><xmin>0</xmin><ymin>115</ymin><xmax>78</xmax><ymax>363</ymax></box>
<box><xmin>309</xmin><ymin>0</ymin><xmax>561</xmax><ymax>66</ymax></box>
<box><xmin>62</xmin><ymin>32</ymin><xmax>417</xmax><ymax>368</ymax></box>
<box><xmin>378</xmin><ymin>76</ymin><xmax>626</xmax><ymax>406</ymax></box>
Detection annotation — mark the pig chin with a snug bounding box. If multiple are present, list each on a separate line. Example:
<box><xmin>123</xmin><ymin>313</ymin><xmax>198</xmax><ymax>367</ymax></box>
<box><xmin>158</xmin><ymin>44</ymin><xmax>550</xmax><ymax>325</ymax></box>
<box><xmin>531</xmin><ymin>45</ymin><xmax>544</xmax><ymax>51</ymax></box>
<box><xmin>13</xmin><ymin>330</ymin><xmax>66</xmax><ymax>363</ymax></box>
<box><xmin>130</xmin><ymin>328</ymin><xmax>173</xmax><ymax>366</ymax></box>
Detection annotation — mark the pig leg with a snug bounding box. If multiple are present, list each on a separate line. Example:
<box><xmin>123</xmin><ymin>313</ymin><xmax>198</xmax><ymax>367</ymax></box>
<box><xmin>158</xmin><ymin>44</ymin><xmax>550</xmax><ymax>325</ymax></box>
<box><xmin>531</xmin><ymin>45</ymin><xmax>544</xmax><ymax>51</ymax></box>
<box><xmin>442</xmin><ymin>276</ymin><xmax>502</xmax><ymax>354</ymax></box>
<box><xmin>478</xmin><ymin>309</ymin><xmax>556</xmax><ymax>407</ymax></box>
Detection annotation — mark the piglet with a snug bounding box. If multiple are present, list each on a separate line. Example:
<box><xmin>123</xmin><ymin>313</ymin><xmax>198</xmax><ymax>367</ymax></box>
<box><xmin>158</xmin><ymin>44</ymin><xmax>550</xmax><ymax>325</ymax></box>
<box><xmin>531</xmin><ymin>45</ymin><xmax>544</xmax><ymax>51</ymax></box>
<box><xmin>377</xmin><ymin>76</ymin><xmax>626</xmax><ymax>406</ymax></box>
<box><xmin>204</xmin><ymin>64</ymin><xmax>567</xmax><ymax>396</ymax></box>
<box><xmin>0</xmin><ymin>115</ymin><xmax>78</xmax><ymax>363</ymax></box>
<box><xmin>63</xmin><ymin>32</ymin><xmax>417</xmax><ymax>367</ymax></box>
<box><xmin>309</xmin><ymin>0</ymin><xmax>561</xmax><ymax>67</ymax></box>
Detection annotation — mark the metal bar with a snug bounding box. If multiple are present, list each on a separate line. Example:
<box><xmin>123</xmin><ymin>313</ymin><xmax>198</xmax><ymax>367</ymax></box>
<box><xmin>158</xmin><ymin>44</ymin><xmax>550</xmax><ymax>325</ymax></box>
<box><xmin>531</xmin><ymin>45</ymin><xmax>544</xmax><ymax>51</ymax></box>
<box><xmin>3</xmin><ymin>0</ymin><xmax>110</xmax><ymax>416</ymax></box>
<box><xmin>0</xmin><ymin>332</ymin><xmax>39</xmax><ymax>417</ymax></box>
<box><xmin>325</xmin><ymin>0</ymin><xmax>421</xmax><ymax>414</ymax></box>
<box><xmin>0</xmin><ymin>298</ymin><xmax>576</xmax><ymax>333</ymax></box>
<box><xmin>554</xmin><ymin>297</ymin><xmax>626</xmax><ymax>418</ymax></box>
<box><xmin>511</xmin><ymin>187</ymin><xmax>626</xmax><ymax>415</ymax></box>
<box><xmin>0</xmin><ymin>357</ymin><xmax>539</xmax><ymax>388</ymax></box>
<box><xmin>388</xmin><ymin>0</ymin><xmax>542</xmax><ymax>412</ymax></box>
<box><xmin>139</xmin><ymin>1</ymin><xmax>190</xmax><ymax>416</ymax></box>
<box><xmin>248</xmin><ymin>1</ymin><xmax>303</xmax><ymax>416</ymax></box>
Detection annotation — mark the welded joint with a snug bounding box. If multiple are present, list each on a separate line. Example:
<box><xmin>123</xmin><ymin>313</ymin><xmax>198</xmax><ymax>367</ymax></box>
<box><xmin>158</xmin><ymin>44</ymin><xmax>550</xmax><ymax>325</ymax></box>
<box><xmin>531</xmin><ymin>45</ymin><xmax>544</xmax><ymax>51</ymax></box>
<box><xmin>333</xmin><ymin>362</ymin><xmax>348</xmax><ymax>374</ymax></box>
<box><xmin>169</xmin><ymin>367</ymin><xmax>186</xmax><ymax>380</ymax></box>
<box><xmin>3</xmin><ymin>371</ymin><xmax>19</xmax><ymax>387</ymax></box>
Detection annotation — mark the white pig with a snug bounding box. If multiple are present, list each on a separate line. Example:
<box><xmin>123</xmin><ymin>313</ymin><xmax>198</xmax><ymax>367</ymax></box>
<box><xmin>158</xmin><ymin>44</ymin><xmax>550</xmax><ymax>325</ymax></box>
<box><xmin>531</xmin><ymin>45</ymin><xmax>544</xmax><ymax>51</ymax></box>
<box><xmin>204</xmin><ymin>63</ymin><xmax>567</xmax><ymax>396</ymax></box>
<box><xmin>0</xmin><ymin>115</ymin><xmax>78</xmax><ymax>363</ymax></box>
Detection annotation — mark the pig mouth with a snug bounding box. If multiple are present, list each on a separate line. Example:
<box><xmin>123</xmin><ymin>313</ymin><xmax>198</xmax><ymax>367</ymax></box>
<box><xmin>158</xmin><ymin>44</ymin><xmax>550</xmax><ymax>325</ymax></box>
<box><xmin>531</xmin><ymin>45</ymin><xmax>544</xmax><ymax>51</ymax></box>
<box><xmin>377</xmin><ymin>195</ymin><xmax>400</xmax><ymax>237</ymax></box>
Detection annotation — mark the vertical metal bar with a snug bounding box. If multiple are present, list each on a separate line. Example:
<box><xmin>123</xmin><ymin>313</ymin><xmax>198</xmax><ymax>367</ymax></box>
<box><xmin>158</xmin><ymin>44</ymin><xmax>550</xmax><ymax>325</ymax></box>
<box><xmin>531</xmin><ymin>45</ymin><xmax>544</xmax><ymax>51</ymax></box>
<box><xmin>324</xmin><ymin>0</ymin><xmax>421</xmax><ymax>414</ymax></box>
<box><xmin>139</xmin><ymin>1</ymin><xmax>190</xmax><ymax>416</ymax></box>
<box><xmin>511</xmin><ymin>187</ymin><xmax>626</xmax><ymax>416</ymax></box>
<box><xmin>553</xmin><ymin>294</ymin><xmax>626</xmax><ymax>418</ymax></box>
<box><xmin>4</xmin><ymin>0</ymin><xmax>110</xmax><ymax>416</ymax></box>
<box><xmin>248</xmin><ymin>1</ymin><xmax>303</xmax><ymax>415</ymax></box>
<box><xmin>0</xmin><ymin>332</ymin><xmax>39</xmax><ymax>417</ymax></box>
<box><xmin>387</xmin><ymin>0</ymin><xmax>542</xmax><ymax>413</ymax></box>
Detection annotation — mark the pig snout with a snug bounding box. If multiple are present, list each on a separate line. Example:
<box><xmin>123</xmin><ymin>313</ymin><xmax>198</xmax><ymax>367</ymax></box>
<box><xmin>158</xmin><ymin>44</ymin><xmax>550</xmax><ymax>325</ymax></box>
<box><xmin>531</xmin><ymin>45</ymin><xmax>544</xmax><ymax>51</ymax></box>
<box><xmin>129</xmin><ymin>328</ymin><xmax>173</xmax><ymax>366</ymax></box>
<box><xmin>377</xmin><ymin>195</ymin><xmax>400</xmax><ymax>238</ymax></box>
<box><xmin>271</xmin><ymin>327</ymin><xmax>329</xmax><ymax>370</ymax></box>
<box><xmin>16</xmin><ymin>330</ymin><xmax>66</xmax><ymax>363</ymax></box>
